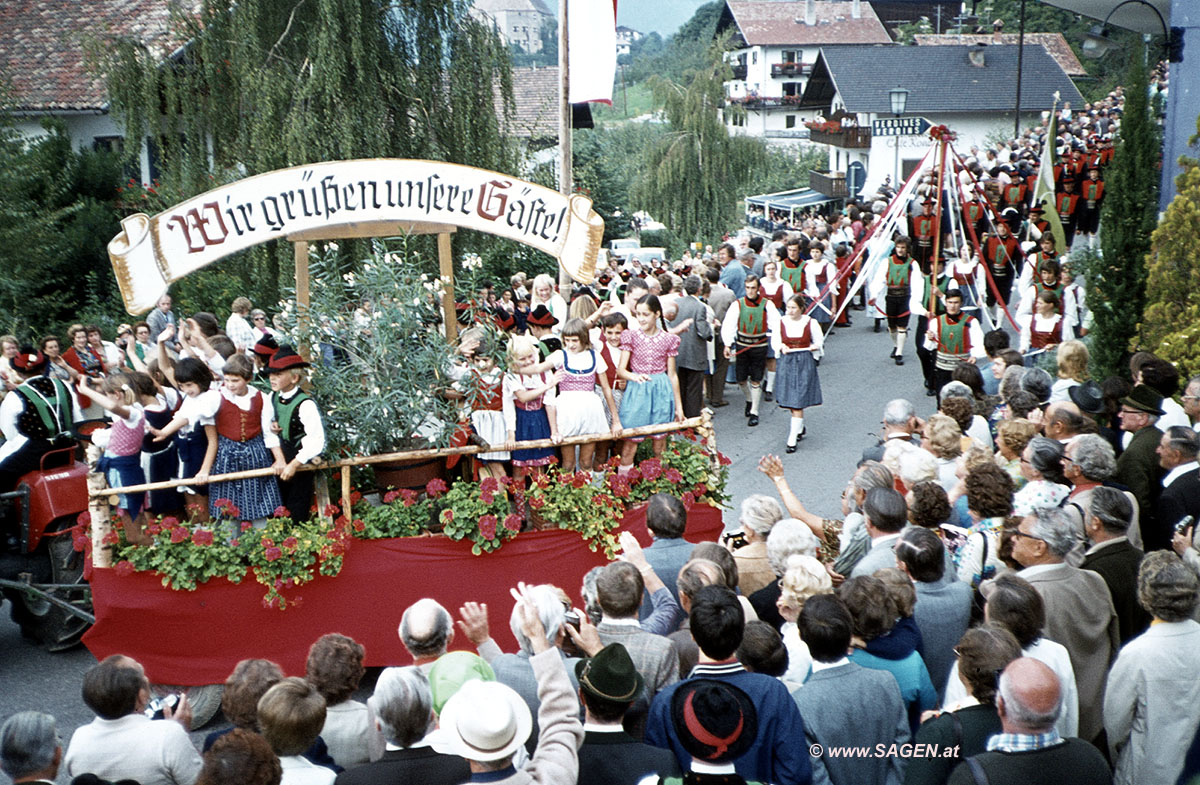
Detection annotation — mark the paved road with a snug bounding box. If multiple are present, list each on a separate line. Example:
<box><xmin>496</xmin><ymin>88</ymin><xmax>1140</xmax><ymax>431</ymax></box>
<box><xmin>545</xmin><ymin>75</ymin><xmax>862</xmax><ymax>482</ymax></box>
<box><xmin>0</xmin><ymin>309</ymin><xmax>944</xmax><ymax>779</ymax></box>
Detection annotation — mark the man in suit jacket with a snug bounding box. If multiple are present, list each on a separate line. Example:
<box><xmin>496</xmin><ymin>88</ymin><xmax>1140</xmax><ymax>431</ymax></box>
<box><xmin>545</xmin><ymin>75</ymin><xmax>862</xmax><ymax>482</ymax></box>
<box><xmin>896</xmin><ymin>527</ymin><xmax>972</xmax><ymax>701</ymax></box>
<box><xmin>669</xmin><ymin>275</ymin><xmax>713</xmax><ymax>418</ymax></box>
<box><xmin>575</xmin><ymin>644</ymin><xmax>681</xmax><ymax>785</ymax></box>
<box><xmin>1114</xmin><ymin>385</ymin><xmax>1166</xmax><ymax>549</ymax></box>
<box><xmin>596</xmin><ymin>562</ymin><xmax>679</xmax><ymax>701</ymax></box>
<box><xmin>1012</xmin><ymin>508</ymin><xmax>1119</xmax><ymax>744</ymax></box>
<box><xmin>849</xmin><ymin>487</ymin><xmax>908</xmax><ymax>578</ymax></box>
<box><xmin>1080</xmin><ymin>487</ymin><xmax>1150</xmax><ymax>645</ymax></box>
<box><xmin>335</xmin><ymin>667</ymin><xmax>469</xmax><ymax>785</ymax></box>
<box><xmin>1157</xmin><ymin>426</ymin><xmax>1200</xmax><ymax>534</ymax></box>
<box><xmin>0</xmin><ymin>711</ymin><xmax>61</xmax><ymax>785</ymax></box>
<box><xmin>792</xmin><ymin>595</ymin><xmax>909</xmax><ymax>785</ymax></box>
<box><xmin>705</xmin><ymin>267</ymin><xmax>736</xmax><ymax>407</ymax></box>
<box><xmin>640</xmin><ymin>493</ymin><xmax>693</xmax><ymax>618</ymax></box>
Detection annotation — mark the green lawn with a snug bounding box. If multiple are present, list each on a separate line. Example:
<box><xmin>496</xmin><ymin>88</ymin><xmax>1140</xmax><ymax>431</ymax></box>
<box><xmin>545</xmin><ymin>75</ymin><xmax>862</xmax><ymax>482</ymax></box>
<box><xmin>592</xmin><ymin>80</ymin><xmax>657</xmax><ymax>125</ymax></box>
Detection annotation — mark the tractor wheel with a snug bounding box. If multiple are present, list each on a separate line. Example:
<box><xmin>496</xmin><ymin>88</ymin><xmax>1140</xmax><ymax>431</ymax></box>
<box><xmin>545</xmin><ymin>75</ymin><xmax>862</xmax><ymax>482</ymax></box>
<box><xmin>10</xmin><ymin>525</ymin><xmax>91</xmax><ymax>652</ymax></box>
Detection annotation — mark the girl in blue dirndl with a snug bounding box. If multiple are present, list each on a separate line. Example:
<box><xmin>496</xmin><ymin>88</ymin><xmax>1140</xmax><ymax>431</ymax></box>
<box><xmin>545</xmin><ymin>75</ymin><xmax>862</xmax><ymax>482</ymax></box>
<box><xmin>206</xmin><ymin>355</ymin><xmax>284</xmax><ymax>520</ymax></box>
<box><xmin>616</xmin><ymin>294</ymin><xmax>683</xmax><ymax>473</ymax></box>
<box><xmin>772</xmin><ymin>294</ymin><xmax>824</xmax><ymax>453</ymax></box>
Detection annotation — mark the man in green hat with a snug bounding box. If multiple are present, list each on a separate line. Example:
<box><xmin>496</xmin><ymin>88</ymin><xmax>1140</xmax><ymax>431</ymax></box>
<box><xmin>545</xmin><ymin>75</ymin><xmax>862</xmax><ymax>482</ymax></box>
<box><xmin>575</xmin><ymin>643</ymin><xmax>681</xmax><ymax>785</ymax></box>
<box><xmin>1114</xmin><ymin>384</ymin><xmax>1167</xmax><ymax>550</ymax></box>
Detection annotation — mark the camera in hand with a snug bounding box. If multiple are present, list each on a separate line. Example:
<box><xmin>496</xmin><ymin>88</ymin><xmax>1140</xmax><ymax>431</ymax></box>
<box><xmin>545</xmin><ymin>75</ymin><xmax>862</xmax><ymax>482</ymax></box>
<box><xmin>722</xmin><ymin>530</ymin><xmax>749</xmax><ymax>550</ymax></box>
<box><xmin>563</xmin><ymin>610</ymin><xmax>581</xmax><ymax>630</ymax></box>
<box><xmin>1176</xmin><ymin>515</ymin><xmax>1196</xmax><ymax>536</ymax></box>
<box><xmin>144</xmin><ymin>693</ymin><xmax>180</xmax><ymax>720</ymax></box>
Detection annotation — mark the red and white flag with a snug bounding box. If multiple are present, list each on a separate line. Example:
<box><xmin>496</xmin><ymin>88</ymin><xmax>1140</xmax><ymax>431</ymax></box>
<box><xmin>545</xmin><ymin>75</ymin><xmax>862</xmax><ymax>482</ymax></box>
<box><xmin>567</xmin><ymin>0</ymin><xmax>617</xmax><ymax>104</ymax></box>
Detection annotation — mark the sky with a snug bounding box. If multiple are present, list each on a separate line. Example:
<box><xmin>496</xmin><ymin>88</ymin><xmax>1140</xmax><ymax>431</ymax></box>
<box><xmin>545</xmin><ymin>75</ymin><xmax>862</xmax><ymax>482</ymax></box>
<box><xmin>616</xmin><ymin>0</ymin><xmax>712</xmax><ymax>36</ymax></box>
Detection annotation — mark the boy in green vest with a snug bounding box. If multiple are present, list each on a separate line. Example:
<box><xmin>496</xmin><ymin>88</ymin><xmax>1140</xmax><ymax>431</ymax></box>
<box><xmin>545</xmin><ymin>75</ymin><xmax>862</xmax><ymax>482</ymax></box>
<box><xmin>267</xmin><ymin>347</ymin><xmax>325</xmax><ymax>521</ymax></box>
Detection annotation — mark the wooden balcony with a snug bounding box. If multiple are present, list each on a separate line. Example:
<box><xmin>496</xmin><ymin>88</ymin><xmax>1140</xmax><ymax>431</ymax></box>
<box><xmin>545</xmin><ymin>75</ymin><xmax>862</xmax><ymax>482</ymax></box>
<box><xmin>730</xmin><ymin>63</ymin><xmax>747</xmax><ymax>80</ymax></box>
<box><xmin>771</xmin><ymin>62</ymin><xmax>812</xmax><ymax>77</ymax></box>
<box><xmin>808</xmin><ymin>126</ymin><xmax>872</xmax><ymax>149</ymax></box>
<box><xmin>809</xmin><ymin>170</ymin><xmax>848</xmax><ymax>198</ymax></box>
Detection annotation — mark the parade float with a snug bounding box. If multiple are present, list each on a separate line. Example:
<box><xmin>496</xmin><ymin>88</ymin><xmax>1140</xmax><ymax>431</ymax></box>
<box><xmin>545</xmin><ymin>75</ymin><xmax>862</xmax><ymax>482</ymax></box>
<box><xmin>45</xmin><ymin>159</ymin><xmax>730</xmax><ymax>725</ymax></box>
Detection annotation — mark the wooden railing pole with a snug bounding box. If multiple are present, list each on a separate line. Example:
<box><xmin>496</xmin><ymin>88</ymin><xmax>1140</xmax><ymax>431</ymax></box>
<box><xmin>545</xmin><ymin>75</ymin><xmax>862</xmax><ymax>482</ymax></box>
<box><xmin>91</xmin><ymin>417</ymin><xmax>707</xmax><ymax>498</ymax></box>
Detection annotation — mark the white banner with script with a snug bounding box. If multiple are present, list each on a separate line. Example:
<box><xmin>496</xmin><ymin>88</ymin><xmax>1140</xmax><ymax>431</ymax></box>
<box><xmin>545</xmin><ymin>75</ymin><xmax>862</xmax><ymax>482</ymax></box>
<box><xmin>108</xmin><ymin>159</ymin><xmax>604</xmax><ymax>314</ymax></box>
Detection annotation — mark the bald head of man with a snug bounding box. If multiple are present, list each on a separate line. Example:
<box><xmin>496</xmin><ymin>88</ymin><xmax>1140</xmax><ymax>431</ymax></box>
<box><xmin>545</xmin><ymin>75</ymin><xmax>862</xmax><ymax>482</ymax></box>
<box><xmin>997</xmin><ymin>657</ymin><xmax>1062</xmax><ymax>735</ymax></box>
<box><xmin>1043</xmin><ymin>401</ymin><xmax>1086</xmax><ymax>441</ymax></box>
<box><xmin>398</xmin><ymin>598</ymin><xmax>453</xmax><ymax>662</ymax></box>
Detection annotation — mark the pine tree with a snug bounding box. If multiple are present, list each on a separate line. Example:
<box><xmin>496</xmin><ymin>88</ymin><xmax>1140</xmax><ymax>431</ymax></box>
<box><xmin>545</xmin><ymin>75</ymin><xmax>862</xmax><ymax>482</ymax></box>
<box><xmin>1085</xmin><ymin>48</ymin><xmax>1160</xmax><ymax>378</ymax></box>
<box><xmin>633</xmin><ymin>45</ymin><xmax>766</xmax><ymax>245</ymax></box>
<box><xmin>95</xmin><ymin>0</ymin><xmax>516</xmax><ymax>306</ymax></box>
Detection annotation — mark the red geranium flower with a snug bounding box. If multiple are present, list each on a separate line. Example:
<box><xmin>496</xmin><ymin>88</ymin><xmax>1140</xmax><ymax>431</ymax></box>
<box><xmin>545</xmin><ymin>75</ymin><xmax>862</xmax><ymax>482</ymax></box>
<box><xmin>323</xmin><ymin>504</ymin><xmax>340</xmax><ymax>518</ymax></box>
<box><xmin>480</xmin><ymin>487</ymin><xmax>495</xmax><ymax>504</ymax></box>
<box><xmin>101</xmin><ymin>530</ymin><xmax>120</xmax><ymax>546</ymax></box>
<box><xmin>352</xmin><ymin>518</ymin><xmax>365</xmax><ymax>532</ymax></box>
<box><xmin>503</xmin><ymin>513</ymin><xmax>521</xmax><ymax>532</ymax></box>
<box><xmin>72</xmin><ymin>533</ymin><xmax>89</xmax><ymax>552</ymax></box>
<box><xmin>693</xmin><ymin>483</ymin><xmax>707</xmax><ymax>497</ymax></box>
<box><xmin>114</xmin><ymin>560</ymin><xmax>135</xmax><ymax>577</ymax></box>
<box><xmin>400</xmin><ymin>489</ymin><xmax>418</xmax><ymax>507</ymax></box>
<box><xmin>442</xmin><ymin>509</ymin><xmax>455</xmax><ymax>524</ymax></box>
<box><xmin>718</xmin><ymin>452</ymin><xmax>732</xmax><ymax>466</ymax></box>
<box><xmin>146</xmin><ymin>522</ymin><xmax>162</xmax><ymax>536</ymax></box>
<box><xmin>349</xmin><ymin>490</ymin><xmax>363</xmax><ymax>504</ymax></box>
<box><xmin>426</xmin><ymin>478</ymin><xmax>448</xmax><ymax>498</ymax></box>
<box><xmin>170</xmin><ymin>527</ymin><xmax>189</xmax><ymax>544</ymax></box>
<box><xmin>161</xmin><ymin>516</ymin><xmax>179</xmax><ymax>529</ymax></box>
<box><xmin>76</xmin><ymin>512</ymin><xmax>90</xmax><ymax>526</ymax></box>
<box><xmin>664</xmin><ymin>468</ymin><xmax>683</xmax><ymax>484</ymax></box>
<box><xmin>282</xmin><ymin>536</ymin><xmax>299</xmax><ymax>550</ymax></box>
<box><xmin>570</xmin><ymin>472</ymin><xmax>588</xmax><ymax>489</ymax></box>
<box><xmin>240</xmin><ymin>520</ymin><xmax>253</xmax><ymax>532</ymax></box>
<box><xmin>191</xmin><ymin>529</ymin><xmax>214</xmax><ymax>546</ymax></box>
<box><xmin>529</xmin><ymin>496</ymin><xmax>546</xmax><ymax>510</ymax></box>
<box><xmin>480</xmin><ymin>476</ymin><xmax>499</xmax><ymax>494</ymax></box>
<box><xmin>681</xmin><ymin>491</ymin><xmax>695</xmax><ymax>508</ymax></box>
<box><xmin>264</xmin><ymin>546</ymin><xmax>282</xmax><ymax>562</ymax></box>
<box><xmin>641</xmin><ymin>459</ymin><xmax>663</xmax><ymax>480</ymax></box>
<box><xmin>479</xmin><ymin>514</ymin><xmax>498</xmax><ymax>540</ymax></box>
<box><xmin>383</xmin><ymin>490</ymin><xmax>400</xmax><ymax>503</ymax></box>
<box><xmin>533</xmin><ymin>473</ymin><xmax>550</xmax><ymax>489</ymax></box>
<box><xmin>272</xmin><ymin>506</ymin><xmax>290</xmax><ymax>518</ymax></box>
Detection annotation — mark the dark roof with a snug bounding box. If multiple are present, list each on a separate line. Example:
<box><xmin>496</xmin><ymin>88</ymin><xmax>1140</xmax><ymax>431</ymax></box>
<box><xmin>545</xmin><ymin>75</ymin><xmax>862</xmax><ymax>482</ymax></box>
<box><xmin>913</xmin><ymin>33</ymin><xmax>1087</xmax><ymax>77</ymax></box>
<box><xmin>719</xmin><ymin>1</ymin><xmax>892</xmax><ymax>46</ymax></box>
<box><xmin>806</xmin><ymin>44</ymin><xmax>1083</xmax><ymax>113</ymax></box>
<box><xmin>0</xmin><ymin>0</ymin><xmax>183</xmax><ymax>113</ymax></box>
<box><xmin>500</xmin><ymin>67</ymin><xmax>592</xmax><ymax>145</ymax></box>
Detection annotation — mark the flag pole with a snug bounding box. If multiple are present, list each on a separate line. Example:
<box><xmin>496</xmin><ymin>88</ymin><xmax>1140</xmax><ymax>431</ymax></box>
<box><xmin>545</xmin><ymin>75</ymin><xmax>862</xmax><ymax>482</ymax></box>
<box><xmin>558</xmin><ymin>0</ymin><xmax>573</xmax><ymax>290</ymax></box>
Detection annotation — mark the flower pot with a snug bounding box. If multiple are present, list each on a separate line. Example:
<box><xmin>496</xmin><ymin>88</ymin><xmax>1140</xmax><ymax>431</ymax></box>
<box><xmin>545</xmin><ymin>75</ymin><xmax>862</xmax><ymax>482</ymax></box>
<box><xmin>374</xmin><ymin>458</ymin><xmax>447</xmax><ymax>492</ymax></box>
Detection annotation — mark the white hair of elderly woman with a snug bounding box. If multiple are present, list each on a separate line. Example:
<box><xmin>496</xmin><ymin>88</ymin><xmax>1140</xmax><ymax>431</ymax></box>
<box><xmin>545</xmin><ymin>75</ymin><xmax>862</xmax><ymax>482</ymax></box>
<box><xmin>766</xmin><ymin>519</ymin><xmax>819</xmax><ymax>576</ymax></box>
<box><xmin>740</xmin><ymin>494</ymin><xmax>785</xmax><ymax>537</ymax></box>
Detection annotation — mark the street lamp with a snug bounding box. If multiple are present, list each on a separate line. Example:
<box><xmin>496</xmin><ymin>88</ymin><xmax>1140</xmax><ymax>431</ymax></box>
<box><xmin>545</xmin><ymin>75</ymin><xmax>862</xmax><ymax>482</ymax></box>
<box><xmin>1079</xmin><ymin>0</ymin><xmax>1180</xmax><ymax>61</ymax></box>
<box><xmin>889</xmin><ymin>85</ymin><xmax>910</xmax><ymax>189</ymax></box>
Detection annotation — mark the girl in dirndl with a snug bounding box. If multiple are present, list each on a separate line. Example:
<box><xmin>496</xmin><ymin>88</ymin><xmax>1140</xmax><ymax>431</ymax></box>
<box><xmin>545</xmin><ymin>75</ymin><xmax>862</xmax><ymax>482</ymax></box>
<box><xmin>456</xmin><ymin>345</ymin><xmax>509</xmax><ymax>486</ymax></box>
<box><xmin>803</xmin><ymin>243</ymin><xmax>838</xmax><ymax>330</ymax></box>
<box><xmin>759</xmin><ymin>259</ymin><xmax>794</xmax><ymax>402</ymax></box>
<box><xmin>131</xmin><ymin>368</ymin><xmax>182</xmax><ymax>517</ymax></box>
<box><xmin>150</xmin><ymin>357</ymin><xmax>219</xmax><ymax>522</ymax></box>
<box><xmin>518</xmin><ymin>318</ymin><xmax>622</xmax><ymax>476</ymax></box>
<box><xmin>616</xmin><ymin>294</ymin><xmax>683</xmax><ymax>473</ymax></box>
<box><xmin>206</xmin><ymin>355</ymin><xmax>284</xmax><ymax>520</ymax></box>
<box><xmin>773</xmin><ymin>294</ymin><xmax>824</xmax><ymax>453</ymax></box>
<box><xmin>77</xmin><ymin>373</ymin><xmax>150</xmax><ymax>544</ymax></box>
<box><xmin>503</xmin><ymin>334</ymin><xmax>561</xmax><ymax>476</ymax></box>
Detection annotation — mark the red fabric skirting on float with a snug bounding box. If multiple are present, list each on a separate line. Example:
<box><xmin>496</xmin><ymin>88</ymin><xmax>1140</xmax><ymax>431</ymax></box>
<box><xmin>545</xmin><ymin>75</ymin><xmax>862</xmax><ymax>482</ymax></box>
<box><xmin>82</xmin><ymin>503</ymin><xmax>725</xmax><ymax>684</ymax></box>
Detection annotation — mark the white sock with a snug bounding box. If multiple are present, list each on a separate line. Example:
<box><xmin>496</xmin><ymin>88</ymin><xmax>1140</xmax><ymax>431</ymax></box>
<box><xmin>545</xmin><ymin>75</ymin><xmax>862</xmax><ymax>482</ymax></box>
<box><xmin>618</xmin><ymin>463</ymin><xmax>632</xmax><ymax>476</ymax></box>
<box><xmin>895</xmin><ymin>330</ymin><xmax>907</xmax><ymax>356</ymax></box>
<box><xmin>740</xmin><ymin>381</ymin><xmax>751</xmax><ymax>400</ymax></box>
<box><xmin>750</xmin><ymin>384</ymin><xmax>762</xmax><ymax>415</ymax></box>
<box><xmin>787</xmin><ymin>417</ymin><xmax>803</xmax><ymax>446</ymax></box>
<box><xmin>766</xmin><ymin>370</ymin><xmax>776</xmax><ymax>393</ymax></box>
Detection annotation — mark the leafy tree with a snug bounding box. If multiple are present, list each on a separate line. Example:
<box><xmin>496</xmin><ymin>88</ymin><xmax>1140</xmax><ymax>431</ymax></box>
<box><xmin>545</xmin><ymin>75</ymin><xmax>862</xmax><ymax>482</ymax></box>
<box><xmin>1141</xmin><ymin>145</ymin><xmax>1200</xmax><ymax>380</ymax></box>
<box><xmin>1084</xmin><ymin>47</ymin><xmax>1159</xmax><ymax>378</ymax></box>
<box><xmin>0</xmin><ymin>116</ymin><xmax>123</xmax><ymax>337</ymax></box>
<box><xmin>633</xmin><ymin>47</ymin><xmax>766</xmax><ymax>244</ymax></box>
<box><xmin>94</xmin><ymin>0</ymin><xmax>518</xmax><ymax>307</ymax></box>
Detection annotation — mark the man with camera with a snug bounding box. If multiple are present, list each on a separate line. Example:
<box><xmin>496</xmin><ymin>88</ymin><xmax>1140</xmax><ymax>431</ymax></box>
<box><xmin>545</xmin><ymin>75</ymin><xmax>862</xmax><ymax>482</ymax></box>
<box><xmin>63</xmin><ymin>655</ymin><xmax>201</xmax><ymax>785</ymax></box>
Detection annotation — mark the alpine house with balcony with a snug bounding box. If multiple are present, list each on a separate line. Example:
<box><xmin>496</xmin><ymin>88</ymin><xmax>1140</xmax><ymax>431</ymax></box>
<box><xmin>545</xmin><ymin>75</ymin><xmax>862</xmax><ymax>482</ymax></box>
<box><xmin>717</xmin><ymin>0</ymin><xmax>892</xmax><ymax>142</ymax></box>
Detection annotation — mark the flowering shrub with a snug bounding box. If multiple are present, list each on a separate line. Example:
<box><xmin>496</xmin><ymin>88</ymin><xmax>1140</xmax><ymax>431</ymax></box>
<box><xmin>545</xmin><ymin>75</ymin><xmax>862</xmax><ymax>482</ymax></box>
<box><xmin>111</xmin><ymin>501</ymin><xmax>347</xmax><ymax>608</ymax></box>
<box><xmin>99</xmin><ymin>436</ymin><xmax>728</xmax><ymax>607</ymax></box>
<box><xmin>436</xmin><ymin>476</ymin><xmax>517</xmax><ymax>554</ymax></box>
<box><xmin>523</xmin><ymin>469</ymin><xmax>624</xmax><ymax>557</ymax></box>
<box><xmin>244</xmin><ymin>512</ymin><xmax>348</xmax><ymax>609</ymax></box>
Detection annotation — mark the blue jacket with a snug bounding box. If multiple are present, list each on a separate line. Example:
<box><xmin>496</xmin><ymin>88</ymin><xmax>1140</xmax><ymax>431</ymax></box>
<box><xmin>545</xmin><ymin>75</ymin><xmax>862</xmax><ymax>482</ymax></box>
<box><xmin>645</xmin><ymin>661</ymin><xmax>813</xmax><ymax>785</ymax></box>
